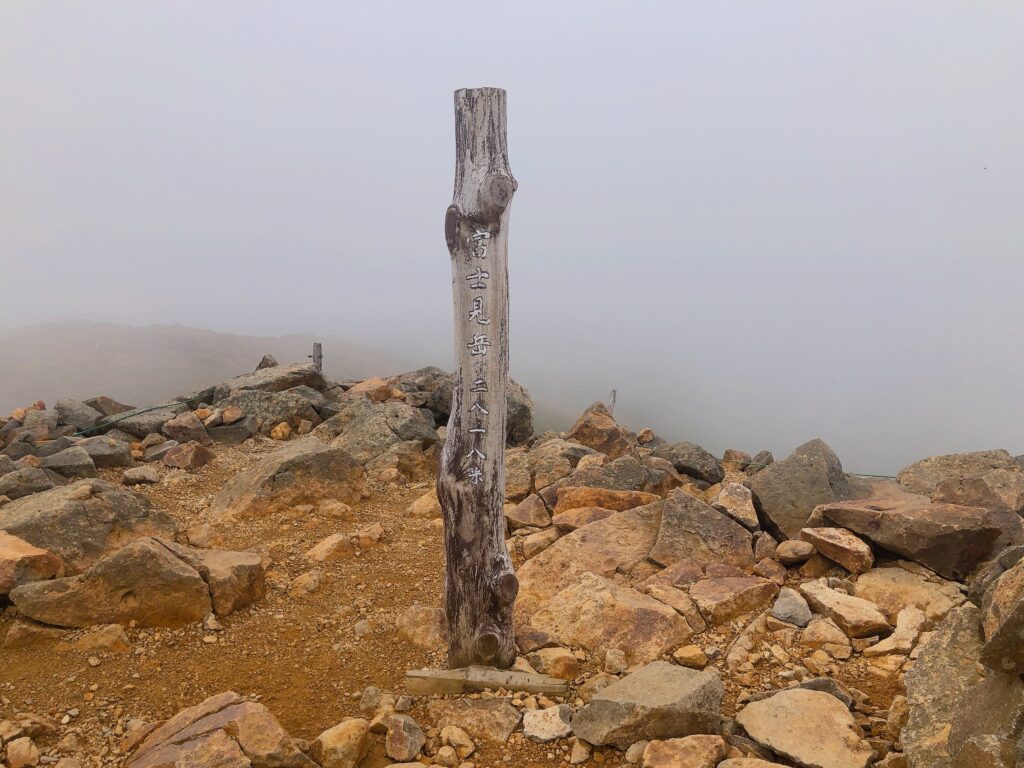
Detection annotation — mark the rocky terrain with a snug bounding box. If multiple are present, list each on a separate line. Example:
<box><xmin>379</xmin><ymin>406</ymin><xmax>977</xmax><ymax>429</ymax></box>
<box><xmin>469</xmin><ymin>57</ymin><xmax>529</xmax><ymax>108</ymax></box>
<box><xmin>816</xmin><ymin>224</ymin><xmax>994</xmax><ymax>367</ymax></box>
<box><xmin>2</xmin><ymin>357</ymin><xmax>1023</xmax><ymax>768</ymax></box>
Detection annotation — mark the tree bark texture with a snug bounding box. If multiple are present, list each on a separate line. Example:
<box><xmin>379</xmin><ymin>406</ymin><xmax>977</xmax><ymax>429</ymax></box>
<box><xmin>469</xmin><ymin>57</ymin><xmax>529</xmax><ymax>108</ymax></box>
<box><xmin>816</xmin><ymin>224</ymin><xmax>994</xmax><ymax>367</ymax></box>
<box><xmin>438</xmin><ymin>87</ymin><xmax>518</xmax><ymax>669</ymax></box>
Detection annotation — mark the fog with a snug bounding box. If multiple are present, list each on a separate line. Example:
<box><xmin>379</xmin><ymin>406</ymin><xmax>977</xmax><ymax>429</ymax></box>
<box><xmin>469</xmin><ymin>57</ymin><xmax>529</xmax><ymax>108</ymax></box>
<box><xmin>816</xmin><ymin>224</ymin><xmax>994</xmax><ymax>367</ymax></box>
<box><xmin>2</xmin><ymin>2</ymin><xmax>1023</xmax><ymax>475</ymax></box>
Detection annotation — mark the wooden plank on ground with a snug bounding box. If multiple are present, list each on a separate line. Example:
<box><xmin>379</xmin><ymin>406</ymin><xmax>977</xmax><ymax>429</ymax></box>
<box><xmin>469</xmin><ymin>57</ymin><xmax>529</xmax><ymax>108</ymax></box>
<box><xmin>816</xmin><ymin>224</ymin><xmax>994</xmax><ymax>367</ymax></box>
<box><xmin>405</xmin><ymin>665</ymin><xmax>568</xmax><ymax>696</ymax></box>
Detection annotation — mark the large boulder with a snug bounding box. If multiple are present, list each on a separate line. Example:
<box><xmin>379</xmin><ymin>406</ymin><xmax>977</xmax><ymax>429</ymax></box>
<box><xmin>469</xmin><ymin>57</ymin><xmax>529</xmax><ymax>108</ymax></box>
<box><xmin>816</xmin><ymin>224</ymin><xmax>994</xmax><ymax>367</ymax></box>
<box><xmin>77</xmin><ymin>435</ymin><xmax>134</xmax><ymax>468</ymax></box>
<box><xmin>515</xmin><ymin>504</ymin><xmax>662</xmax><ymax>620</ymax></box>
<box><xmin>37</xmin><ymin>446</ymin><xmax>97</xmax><ymax>479</ymax></box>
<box><xmin>110</xmin><ymin>407</ymin><xmax>182</xmax><ymax>439</ymax></box>
<box><xmin>207</xmin><ymin>437</ymin><xmax>366</xmax><ymax>523</ymax></box>
<box><xmin>735</xmin><ymin>689</ymin><xmax>873</xmax><ymax>768</ymax></box>
<box><xmin>0</xmin><ymin>468</ymin><xmax>55</xmax><ymax>499</ymax></box>
<box><xmin>903</xmin><ymin>604</ymin><xmax>986</xmax><ymax>768</ymax></box>
<box><xmin>427</xmin><ymin>375</ymin><xmax>533</xmax><ymax>445</ymax></box>
<box><xmin>10</xmin><ymin>537</ymin><xmax>212</xmax><ymax>628</ymax></box>
<box><xmin>54</xmin><ymin>399</ymin><xmax>103</xmax><ymax>432</ymax></box>
<box><xmin>565</xmin><ymin>402</ymin><xmax>635</xmax><ymax>459</ymax></box>
<box><xmin>0</xmin><ymin>479</ymin><xmax>178</xmax><ymax>574</ymax></box>
<box><xmin>897</xmin><ymin>449</ymin><xmax>1021</xmax><ymax>496</ymax></box>
<box><xmin>215</xmin><ymin>390</ymin><xmax>320</xmax><ymax>435</ymax></box>
<box><xmin>125</xmin><ymin>690</ymin><xmax>315</xmax><ymax>768</ymax></box>
<box><xmin>10</xmin><ymin>537</ymin><xmax>263</xmax><ymax>628</ymax></box>
<box><xmin>811</xmin><ymin>498</ymin><xmax>1002</xmax><ymax>581</ymax></box>
<box><xmin>651</xmin><ymin>442</ymin><xmax>724</xmax><ymax>485</ymax></box>
<box><xmin>528</xmin><ymin>572</ymin><xmax>693</xmax><ymax>664</ymax></box>
<box><xmin>946</xmin><ymin>665</ymin><xmax>1024</xmax><ymax>768</ymax></box>
<box><xmin>747</xmin><ymin>438</ymin><xmax>857</xmax><ymax>539</ymax></box>
<box><xmin>647</xmin><ymin>490</ymin><xmax>754</xmax><ymax>570</ymax></box>
<box><xmin>209</xmin><ymin>362</ymin><xmax>328</xmax><ymax>400</ymax></box>
<box><xmin>570</xmin><ymin>661</ymin><xmax>723</xmax><ymax>749</ymax></box>
<box><xmin>328</xmin><ymin>401</ymin><xmax>437</xmax><ymax>464</ymax></box>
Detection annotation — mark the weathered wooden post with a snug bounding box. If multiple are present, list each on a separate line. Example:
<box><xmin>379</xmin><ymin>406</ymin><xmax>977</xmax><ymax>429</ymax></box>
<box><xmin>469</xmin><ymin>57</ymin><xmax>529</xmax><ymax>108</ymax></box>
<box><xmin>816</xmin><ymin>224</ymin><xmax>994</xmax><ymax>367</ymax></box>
<box><xmin>311</xmin><ymin>342</ymin><xmax>323</xmax><ymax>372</ymax></box>
<box><xmin>437</xmin><ymin>87</ymin><xmax>518</xmax><ymax>669</ymax></box>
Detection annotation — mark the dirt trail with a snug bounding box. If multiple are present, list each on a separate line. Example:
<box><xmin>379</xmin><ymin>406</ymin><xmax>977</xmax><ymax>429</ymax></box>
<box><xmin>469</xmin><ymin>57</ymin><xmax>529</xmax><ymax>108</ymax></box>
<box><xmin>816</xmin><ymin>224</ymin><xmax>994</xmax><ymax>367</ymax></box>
<box><xmin>2</xmin><ymin>438</ymin><xmax>582</xmax><ymax>766</ymax></box>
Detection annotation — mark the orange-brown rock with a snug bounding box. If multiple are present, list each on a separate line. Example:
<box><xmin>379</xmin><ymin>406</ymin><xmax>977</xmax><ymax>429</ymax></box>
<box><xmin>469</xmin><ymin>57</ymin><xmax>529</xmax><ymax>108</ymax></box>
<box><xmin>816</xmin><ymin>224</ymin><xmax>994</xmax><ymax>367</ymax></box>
<box><xmin>0</xmin><ymin>531</ymin><xmax>63</xmax><ymax>596</ymax></box>
<box><xmin>565</xmin><ymin>402</ymin><xmax>635</xmax><ymax>459</ymax></box>
<box><xmin>552</xmin><ymin>486</ymin><xmax>659</xmax><ymax>514</ymax></box>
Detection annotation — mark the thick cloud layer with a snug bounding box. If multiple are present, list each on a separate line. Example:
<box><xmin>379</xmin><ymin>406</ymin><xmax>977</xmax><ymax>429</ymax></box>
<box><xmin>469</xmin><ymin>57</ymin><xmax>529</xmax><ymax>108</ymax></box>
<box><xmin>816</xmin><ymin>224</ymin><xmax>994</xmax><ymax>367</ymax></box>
<box><xmin>2</xmin><ymin>2</ymin><xmax>1022</xmax><ymax>474</ymax></box>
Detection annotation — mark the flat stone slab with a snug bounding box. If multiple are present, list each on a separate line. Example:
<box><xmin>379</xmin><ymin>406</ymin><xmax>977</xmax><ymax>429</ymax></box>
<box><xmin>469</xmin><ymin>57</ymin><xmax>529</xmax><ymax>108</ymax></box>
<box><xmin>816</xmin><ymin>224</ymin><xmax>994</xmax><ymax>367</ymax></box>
<box><xmin>570</xmin><ymin>660</ymin><xmax>722</xmax><ymax>749</ymax></box>
<box><xmin>736</xmin><ymin>688</ymin><xmax>872</xmax><ymax>768</ymax></box>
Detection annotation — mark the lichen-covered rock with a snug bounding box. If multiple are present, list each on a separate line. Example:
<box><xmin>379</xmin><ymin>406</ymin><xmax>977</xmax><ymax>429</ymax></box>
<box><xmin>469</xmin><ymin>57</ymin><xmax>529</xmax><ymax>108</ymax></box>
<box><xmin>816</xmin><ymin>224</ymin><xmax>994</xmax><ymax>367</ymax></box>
<box><xmin>897</xmin><ymin>449</ymin><xmax>1020</xmax><ymax>496</ymax></box>
<box><xmin>529</xmin><ymin>572</ymin><xmax>692</xmax><ymax>664</ymax></box>
<box><xmin>647</xmin><ymin>490</ymin><xmax>754</xmax><ymax>571</ymax></box>
<box><xmin>570</xmin><ymin>661</ymin><xmax>723</xmax><ymax>749</ymax></box>
<box><xmin>208</xmin><ymin>437</ymin><xmax>366</xmax><ymax>523</ymax></box>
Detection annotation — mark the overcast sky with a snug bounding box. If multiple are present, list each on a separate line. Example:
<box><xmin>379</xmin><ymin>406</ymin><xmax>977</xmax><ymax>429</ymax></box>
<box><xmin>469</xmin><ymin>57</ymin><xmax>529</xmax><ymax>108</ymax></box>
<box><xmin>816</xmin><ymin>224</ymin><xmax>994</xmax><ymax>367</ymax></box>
<box><xmin>2</xmin><ymin>2</ymin><xmax>1023</xmax><ymax>474</ymax></box>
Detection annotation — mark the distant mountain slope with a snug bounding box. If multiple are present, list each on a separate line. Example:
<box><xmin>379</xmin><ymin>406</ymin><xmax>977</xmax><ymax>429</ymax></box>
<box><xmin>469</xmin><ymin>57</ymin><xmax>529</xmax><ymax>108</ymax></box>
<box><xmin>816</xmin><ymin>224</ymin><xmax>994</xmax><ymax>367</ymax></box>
<box><xmin>0</xmin><ymin>322</ymin><xmax>410</xmax><ymax>414</ymax></box>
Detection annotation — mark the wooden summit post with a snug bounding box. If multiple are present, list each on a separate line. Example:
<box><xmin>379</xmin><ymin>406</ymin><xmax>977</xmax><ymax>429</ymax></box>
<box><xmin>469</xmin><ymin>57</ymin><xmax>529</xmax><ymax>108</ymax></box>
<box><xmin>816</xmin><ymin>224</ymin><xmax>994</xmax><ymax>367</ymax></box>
<box><xmin>438</xmin><ymin>87</ymin><xmax>518</xmax><ymax>669</ymax></box>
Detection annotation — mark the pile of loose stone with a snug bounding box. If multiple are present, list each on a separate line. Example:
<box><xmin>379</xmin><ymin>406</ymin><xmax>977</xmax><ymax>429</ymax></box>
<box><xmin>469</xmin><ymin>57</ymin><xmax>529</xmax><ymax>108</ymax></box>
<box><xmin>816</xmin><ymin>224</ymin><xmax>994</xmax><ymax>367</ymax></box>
<box><xmin>4</xmin><ymin>360</ymin><xmax>1024</xmax><ymax>768</ymax></box>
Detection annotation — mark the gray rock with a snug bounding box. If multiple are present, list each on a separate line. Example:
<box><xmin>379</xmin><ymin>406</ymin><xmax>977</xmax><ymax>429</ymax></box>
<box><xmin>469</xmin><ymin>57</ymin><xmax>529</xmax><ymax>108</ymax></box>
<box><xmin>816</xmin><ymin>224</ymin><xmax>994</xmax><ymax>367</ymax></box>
<box><xmin>0</xmin><ymin>468</ymin><xmax>54</xmax><ymax>499</ymax></box>
<box><xmin>37</xmin><ymin>446</ymin><xmax>97</xmax><ymax>479</ymax></box>
<box><xmin>83</xmin><ymin>396</ymin><xmax>135</xmax><ymax>418</ymax></box>
<box><xmin>208</xmin><ymin>362</ymin><xmax>328</xmax><ymax>402</ymax></box>
<box><xmin>112</xmin><ymin>407</ymin><xmax>182</xmax><ymax>439</ymax></box>
<box><xmin>0</xmin><ymin>479</ymin><xmax>178</xmax><ymax>574</ymax></box>
<box><xmin>77</xmin><ymin>436</ymin><xmax>134</xmax><ymax>468</ymax></box>
<box><xmin>255</xmin><ymin>354</ymin><xmax>279</xmax><ymax>370</ymax></box>
<box><xmin>54</xmin><ymin>399</ymin><xmax>103</xmax><ymax>432</ymax></box>
<box><xmin>427</xmin><ymin>373</ymin><xmax>534</xmax><ymax>445</ymax></box>
<box><xmin>215</xmin><ymin>390</ymin><xmax>320</xmax><ymax>435</ymax></box>
<box><xmin>207</xmin><ymin>415</ymin><xmax>259</xmax><ymax>445</ymax></box>
<box><xmin>771</xmin><ymin>587</ymin><xmax>812</xmax><ymax>627</ymax></box>
<box><xmin>207</xmin><ymin>437</ymin><xmax>366</xmax><ymax>523</ymax></box>
<box><xmin>329</xmin><ymin>401</ymin><xmax>437</xmax><ymax>464</ymax></box>
<box><xmin>647</xmin><ymin>489</ymin><xmax>754</xmax><ymax>570</ymax></box>
<box><xmin>747</xmin><ymin>438</ymin><xmax>858</xmax><ymax>539</ymax></box>
<box><xmin>747</xmin><ymin>450</ymin><xmax>774</xmax><ymax>475</ymax></box>
<box><xmin>651</xmin><ymin>442</ymin><xmax>724</xmax><ymax>484</ymax></box>
<box><xmin>33</xmin><ymin>436</ymin><xmax>76</xmax><ymax>458</ymax></box>
<box><xmin>161</xmin><ymin>411</ymin><xmax>211</xmax><ymax>446</ymax></box>
<box><xmin>903</xmin><ymin>604</ymin><xmax>985</xmax><ymax>768</ymax></box>
<box><xmin>570</xmin><ymin>661</ymin><xmax>723</xmax><ymax>749</ymax></box>
<box><xmin>0</xmin><ymin>455</ymin><xmax>15</xmax><ymax>478</ymax></box>
<box><xmin>812</xmin><ymin>497</ymin><xmax>1001</xmax><ymax>581</ymax></box>
<box><xmin>23</xmin><ymin>409</ymin><xmax>59</xmax><ymax>432</ymax></box>
<box><xmin>898</xmin><ymin>449</ymin><xmax>1021</xmax><ymax>496</ymax></box>
<box><xmin>287</xmin><ymin>385</ymin><xmax>330</xmax><ymax>414</ymax></box>
<box><xmin>123</xmin><ymin>466</ymin><xmax>160</xmax><ymax>486</ymax></box>
<box><xmin>143</xmin><ymin>440</ymin><xmax>179</xmax><ymax>462</ymax></box>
